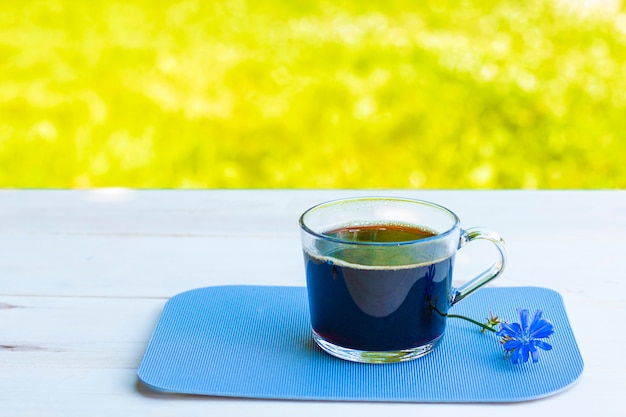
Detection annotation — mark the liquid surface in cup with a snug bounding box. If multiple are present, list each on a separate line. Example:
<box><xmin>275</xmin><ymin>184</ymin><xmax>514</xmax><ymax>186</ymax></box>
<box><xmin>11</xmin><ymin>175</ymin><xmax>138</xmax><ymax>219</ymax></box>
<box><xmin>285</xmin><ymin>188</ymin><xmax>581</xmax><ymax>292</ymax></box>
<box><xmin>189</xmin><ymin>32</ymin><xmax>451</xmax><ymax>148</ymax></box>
<box><xmin>324</xmin><ymin>223</ymin><xmax>436</xmax><ymax>243</ymax></box>
<box><xmin>305</xmin><ymin>223</ymin><xmax>453</xmax><ymax>352</ymax></box>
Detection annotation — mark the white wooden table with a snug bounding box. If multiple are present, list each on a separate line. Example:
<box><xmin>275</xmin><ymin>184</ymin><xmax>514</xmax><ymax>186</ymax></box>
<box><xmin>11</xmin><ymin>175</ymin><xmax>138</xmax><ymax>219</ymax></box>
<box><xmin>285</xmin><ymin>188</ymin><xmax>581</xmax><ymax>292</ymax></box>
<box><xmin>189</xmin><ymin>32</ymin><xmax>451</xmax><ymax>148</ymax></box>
<box><xmin>1</xmin><ymin>190</ymin><xmax>624</xmax><ymax>416</ymax></box>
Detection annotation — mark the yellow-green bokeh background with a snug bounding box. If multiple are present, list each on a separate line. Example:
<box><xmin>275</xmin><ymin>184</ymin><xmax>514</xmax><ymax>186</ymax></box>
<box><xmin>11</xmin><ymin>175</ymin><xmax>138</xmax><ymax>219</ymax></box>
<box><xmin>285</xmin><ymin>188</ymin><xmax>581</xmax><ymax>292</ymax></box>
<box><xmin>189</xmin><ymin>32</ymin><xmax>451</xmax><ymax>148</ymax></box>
<box><xmin>1</xmin><ymin>0</ymin><xmax>625</xmax><ymax>188</ymax></box>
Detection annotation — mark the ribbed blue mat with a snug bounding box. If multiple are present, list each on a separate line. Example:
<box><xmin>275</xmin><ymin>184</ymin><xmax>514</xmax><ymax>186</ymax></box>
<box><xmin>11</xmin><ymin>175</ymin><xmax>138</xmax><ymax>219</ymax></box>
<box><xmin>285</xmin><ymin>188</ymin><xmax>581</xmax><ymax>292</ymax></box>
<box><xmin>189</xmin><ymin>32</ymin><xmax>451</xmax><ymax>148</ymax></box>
<box><xmin>137</xmin><ymin>286</ymin><xmax>583</xmax><ymax>402</ymax></box>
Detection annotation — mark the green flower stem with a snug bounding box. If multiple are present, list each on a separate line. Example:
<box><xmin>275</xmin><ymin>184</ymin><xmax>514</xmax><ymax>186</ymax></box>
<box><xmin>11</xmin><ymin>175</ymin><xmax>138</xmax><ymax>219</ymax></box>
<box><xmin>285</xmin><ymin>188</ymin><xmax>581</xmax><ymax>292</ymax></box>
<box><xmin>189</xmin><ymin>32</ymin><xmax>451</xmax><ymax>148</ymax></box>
<box><xmin>445</xmin><ymin>314</ymin><xmax>497</xmax><ymax>333</ymax></box>
<box><xmin>431</xmin><ymin>305</ymin><xmax>497</xmax><ymax>333</ymax></box>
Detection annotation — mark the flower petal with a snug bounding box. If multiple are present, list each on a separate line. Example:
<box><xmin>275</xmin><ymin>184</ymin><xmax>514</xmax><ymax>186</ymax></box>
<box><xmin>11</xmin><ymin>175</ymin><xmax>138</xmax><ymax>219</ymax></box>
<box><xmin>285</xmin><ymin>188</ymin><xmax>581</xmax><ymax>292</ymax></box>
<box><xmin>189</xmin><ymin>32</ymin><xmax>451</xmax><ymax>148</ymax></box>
<box><xmin>498</xmin><ymin>322</ymin><xmax>522</xmax><ymax>338</ymax></box>
<box><xmin>530</xmin><ymin>319</ymin><xmax>554</xmax><ymax>339</ymax></box>
<box><xmin>503</xmin><ymin>339</ymin><xmax>522</xmax><ymax>353</ymax></box>
<box><xmin>518</xmin><ymin>308</ymin><xmax>531</xmax><ymax>334</ymax></box>
<box><xmin>531</xmin><ymin>347</ymin><xmax>540</xmax><ymax>362</ymax></box>
<box><xmin>530</xmin><ymin>309</ymin><xmax>543</xmax><ymax>323</ymax></box>
<box><xmin>534</xmin><ymin>340</ymin><xmax>553</xmax><ymax>351</ymax></box>
<box><xmin>510</xmin><ymin>347</ymin><xmax>521</xmax><ymax>364</ymax></box>
<box><xmin>519</xmin><ymin>345</ymin><xmax>530</xmax><ymax>363</ymax></box>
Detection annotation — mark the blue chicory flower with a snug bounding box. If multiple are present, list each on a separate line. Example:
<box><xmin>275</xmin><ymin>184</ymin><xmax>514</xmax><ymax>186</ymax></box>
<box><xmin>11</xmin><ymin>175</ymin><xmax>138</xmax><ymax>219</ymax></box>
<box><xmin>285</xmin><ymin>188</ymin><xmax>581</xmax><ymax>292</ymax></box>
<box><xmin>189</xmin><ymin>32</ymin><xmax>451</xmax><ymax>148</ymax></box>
<box><xmin>496</xmin><ymin>308</ymin><xmax>554</xmax><ymax>364</ymax></box>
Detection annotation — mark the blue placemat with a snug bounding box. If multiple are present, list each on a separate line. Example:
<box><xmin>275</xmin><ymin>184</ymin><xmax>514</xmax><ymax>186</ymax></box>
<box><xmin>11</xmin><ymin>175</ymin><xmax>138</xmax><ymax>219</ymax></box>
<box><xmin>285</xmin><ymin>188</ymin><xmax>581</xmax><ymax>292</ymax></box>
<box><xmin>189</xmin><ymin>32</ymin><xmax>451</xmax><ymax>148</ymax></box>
<box><xmin>137</xmin><ymin>286</ymin><xmax>583</xmax><ymax>402</ymax></box>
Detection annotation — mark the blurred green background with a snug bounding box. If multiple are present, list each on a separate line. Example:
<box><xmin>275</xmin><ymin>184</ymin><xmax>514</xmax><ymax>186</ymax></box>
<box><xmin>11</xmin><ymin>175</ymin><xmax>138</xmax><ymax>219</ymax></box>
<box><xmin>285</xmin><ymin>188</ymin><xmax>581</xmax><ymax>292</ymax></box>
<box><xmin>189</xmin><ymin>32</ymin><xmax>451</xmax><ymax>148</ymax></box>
<box><xmin>1</xmin><ymin>0</ymin><xmax>625</xmax><ymax>188</ymax></box>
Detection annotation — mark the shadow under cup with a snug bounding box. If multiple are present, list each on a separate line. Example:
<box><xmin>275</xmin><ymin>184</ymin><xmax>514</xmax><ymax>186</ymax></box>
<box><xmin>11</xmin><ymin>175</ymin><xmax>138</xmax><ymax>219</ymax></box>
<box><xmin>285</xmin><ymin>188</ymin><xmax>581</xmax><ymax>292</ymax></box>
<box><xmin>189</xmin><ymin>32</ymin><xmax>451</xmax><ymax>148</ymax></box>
<box><xmin>299</xmin><ymin>197</ymin><xmax>507</xmax><ymax>364</ymax></box>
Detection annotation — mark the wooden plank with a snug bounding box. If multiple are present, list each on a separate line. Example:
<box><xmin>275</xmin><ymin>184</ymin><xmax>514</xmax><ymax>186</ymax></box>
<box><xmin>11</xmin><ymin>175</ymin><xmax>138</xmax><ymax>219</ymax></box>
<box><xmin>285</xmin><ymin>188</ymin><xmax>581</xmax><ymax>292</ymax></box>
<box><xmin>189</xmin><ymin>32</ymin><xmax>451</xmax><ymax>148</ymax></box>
<box><xmin>2</xmin><ymin>190</ymin><xmax>625</xmax><ymax>238</ymax></box>
<box><xmin>0</xmin><ymin>296</ymin><xmax>164</xmax><ymax>369</ymax></box>
<box><xmin>0</xmin><ymin>232</ymin><xmax>624</xmax><ymax>304</ymax></box>
<box><xmin>2</xmin><ymin>190</ymin><xmax>626</xmax><ymax>299</ymax></box>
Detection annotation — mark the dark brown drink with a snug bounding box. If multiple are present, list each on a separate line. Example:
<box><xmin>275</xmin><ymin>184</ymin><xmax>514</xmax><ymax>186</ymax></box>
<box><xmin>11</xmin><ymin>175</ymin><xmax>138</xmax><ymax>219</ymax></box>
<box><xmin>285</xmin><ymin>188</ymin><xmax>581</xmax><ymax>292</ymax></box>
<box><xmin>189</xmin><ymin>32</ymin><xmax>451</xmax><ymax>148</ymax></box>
<box><xmin>304</xmin><ymin>223</ymin><xmax>453</xmax><ymax>352</ymax></box>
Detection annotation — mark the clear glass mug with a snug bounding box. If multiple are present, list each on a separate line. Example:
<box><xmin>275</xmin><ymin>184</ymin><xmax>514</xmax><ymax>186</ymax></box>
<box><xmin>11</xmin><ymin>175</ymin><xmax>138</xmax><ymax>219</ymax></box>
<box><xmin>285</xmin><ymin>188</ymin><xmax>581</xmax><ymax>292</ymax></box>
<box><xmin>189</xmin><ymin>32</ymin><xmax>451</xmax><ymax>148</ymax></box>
<box><xmin>299</xmin><ymin>197</ymin><xmax>507</xmax><ymax>363</ymax></box>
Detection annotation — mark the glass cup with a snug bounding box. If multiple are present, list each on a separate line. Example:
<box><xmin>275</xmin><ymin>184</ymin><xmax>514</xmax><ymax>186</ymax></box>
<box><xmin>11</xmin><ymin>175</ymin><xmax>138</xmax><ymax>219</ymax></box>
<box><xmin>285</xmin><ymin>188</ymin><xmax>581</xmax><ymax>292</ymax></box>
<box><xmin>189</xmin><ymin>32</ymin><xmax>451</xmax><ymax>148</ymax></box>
<box><xmin>299</xmin><ymin>197</ymin><xmax>506</xmax><ymax>363</ymax></box>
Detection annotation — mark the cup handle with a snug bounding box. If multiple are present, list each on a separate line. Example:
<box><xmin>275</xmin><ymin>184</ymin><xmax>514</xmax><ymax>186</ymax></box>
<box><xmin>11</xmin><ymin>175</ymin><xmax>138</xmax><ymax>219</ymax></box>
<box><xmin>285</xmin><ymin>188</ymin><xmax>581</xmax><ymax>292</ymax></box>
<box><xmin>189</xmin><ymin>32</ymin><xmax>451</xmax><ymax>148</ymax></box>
<box><xmin>450</xmin><ymin>227</ymin><xmax>507</xmax><ymax>306</ymax></box>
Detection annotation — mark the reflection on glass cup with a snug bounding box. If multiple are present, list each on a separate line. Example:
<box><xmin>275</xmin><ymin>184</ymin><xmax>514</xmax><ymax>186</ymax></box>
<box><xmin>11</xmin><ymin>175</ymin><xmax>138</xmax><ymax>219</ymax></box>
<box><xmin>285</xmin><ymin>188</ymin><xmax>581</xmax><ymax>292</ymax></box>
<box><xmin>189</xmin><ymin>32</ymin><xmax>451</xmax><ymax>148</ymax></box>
<box><xmin>299</xmin><ymin>197</ymin><xmax>507</xmax><ymax>363</ymax></box>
